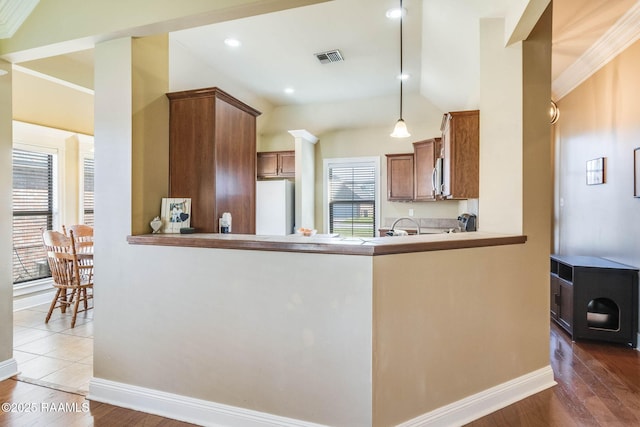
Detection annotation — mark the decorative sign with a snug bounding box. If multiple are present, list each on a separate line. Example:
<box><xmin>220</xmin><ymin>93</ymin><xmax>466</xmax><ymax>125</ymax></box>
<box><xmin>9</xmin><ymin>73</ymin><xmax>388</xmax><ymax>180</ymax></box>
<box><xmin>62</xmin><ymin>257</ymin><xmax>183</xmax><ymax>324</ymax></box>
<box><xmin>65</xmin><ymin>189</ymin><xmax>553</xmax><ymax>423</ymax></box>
<box><xmin>586</xmin><ymin>157</ymin><xmax>605</xmax><ymax>185</ymax></box>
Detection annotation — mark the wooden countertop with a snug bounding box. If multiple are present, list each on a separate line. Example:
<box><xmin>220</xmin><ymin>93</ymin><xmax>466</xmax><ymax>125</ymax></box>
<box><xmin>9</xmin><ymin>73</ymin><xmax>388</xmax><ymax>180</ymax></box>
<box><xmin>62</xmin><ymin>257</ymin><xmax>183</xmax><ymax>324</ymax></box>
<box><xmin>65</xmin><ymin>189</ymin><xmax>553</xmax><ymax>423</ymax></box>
<box><xmin>127</xmin><ymin>232</ymin><xmax>527</xmax><ymax>256</ymax></box>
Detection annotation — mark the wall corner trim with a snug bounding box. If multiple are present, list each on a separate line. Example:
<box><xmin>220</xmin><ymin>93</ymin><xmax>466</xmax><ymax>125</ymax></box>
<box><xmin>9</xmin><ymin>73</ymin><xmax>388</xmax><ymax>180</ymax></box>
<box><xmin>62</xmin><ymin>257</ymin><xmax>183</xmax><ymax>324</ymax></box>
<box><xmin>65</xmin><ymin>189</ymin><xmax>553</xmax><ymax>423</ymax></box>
<box><xmin>396</xmin><ymin>366</ymin><xmax>556</xmax><ymax>427</ymax></box>
<box><xmin>0</xmin><ymin>358</ymin><xmax>19</xmax><ymax>382</ymax></box>
<box><xmin>88</xmin><ymin>378</ymin><xmax>329</xmax><ymax>427</ymax></box>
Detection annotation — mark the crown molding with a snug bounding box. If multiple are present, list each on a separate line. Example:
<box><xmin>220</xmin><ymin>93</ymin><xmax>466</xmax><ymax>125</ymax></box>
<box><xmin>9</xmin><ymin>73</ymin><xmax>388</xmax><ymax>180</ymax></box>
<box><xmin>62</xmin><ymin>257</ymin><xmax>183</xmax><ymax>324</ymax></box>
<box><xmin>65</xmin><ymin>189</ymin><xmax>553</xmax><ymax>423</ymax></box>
<box><xmin>0</xmin><ymin>0</ymin><xmax>39</xmax><ymax>39</ymax></box>
<box><xmin>552</xmin><ymin>2</ymin><xmax>640</xmax><ymax>100</ymax></box>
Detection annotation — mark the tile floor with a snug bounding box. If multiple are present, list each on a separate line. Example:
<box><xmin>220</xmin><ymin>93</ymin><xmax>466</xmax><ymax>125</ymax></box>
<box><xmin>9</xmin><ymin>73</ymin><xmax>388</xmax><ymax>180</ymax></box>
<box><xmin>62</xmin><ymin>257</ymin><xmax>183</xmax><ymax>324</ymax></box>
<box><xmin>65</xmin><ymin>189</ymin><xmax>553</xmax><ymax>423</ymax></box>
<box><xmin>12</xmin><ymin>302</ymin><xmax>93</xmax><ymax>395</ymax></box>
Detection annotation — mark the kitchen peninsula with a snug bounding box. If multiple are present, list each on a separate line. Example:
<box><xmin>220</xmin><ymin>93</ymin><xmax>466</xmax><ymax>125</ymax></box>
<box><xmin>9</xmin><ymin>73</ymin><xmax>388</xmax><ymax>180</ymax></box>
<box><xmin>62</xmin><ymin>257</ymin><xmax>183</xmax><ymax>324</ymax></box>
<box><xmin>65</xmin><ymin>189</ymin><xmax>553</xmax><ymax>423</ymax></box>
<box><xmin>121</xmin><ymin>231</ymin><xmax>548</xmax><ymax>427</ymax></box>
<box><xmin>127</xmin><ymin>231</ymin><xmax>525</xmax><ymax>255</ymax></box>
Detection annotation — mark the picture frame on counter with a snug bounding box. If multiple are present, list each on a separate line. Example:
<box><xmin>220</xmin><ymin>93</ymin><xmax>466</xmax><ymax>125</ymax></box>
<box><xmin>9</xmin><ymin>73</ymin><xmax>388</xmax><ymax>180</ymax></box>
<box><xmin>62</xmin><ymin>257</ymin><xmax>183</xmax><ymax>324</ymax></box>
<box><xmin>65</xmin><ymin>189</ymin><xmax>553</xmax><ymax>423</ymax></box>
<box><xmin>586</xmin><ymin>157</ymin><xmax>605</xmax><ymax>185</ymax></box>
<box><xmin>635</xmin><ymin>148</ymin><xmax>640</xmax><ymax>197</ymax></box>
<box><xmin>160</xmin><ymin>198</ymin><xmax>191</xmax><ymax>233</ymax></box>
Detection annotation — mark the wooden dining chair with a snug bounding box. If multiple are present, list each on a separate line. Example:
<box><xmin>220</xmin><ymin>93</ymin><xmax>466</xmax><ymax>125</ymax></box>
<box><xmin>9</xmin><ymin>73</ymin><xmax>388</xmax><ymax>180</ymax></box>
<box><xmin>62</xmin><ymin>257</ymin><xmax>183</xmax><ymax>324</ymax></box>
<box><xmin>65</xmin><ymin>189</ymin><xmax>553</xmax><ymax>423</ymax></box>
<box><xmin>62</xmin><ymin>224</ymin><xmax>94</xmax><ymax>253</ymax></box>
<box><xmin>42</xmin><ymin>229</ymin><xmax>94</xmax><ymax>328</ymax></box>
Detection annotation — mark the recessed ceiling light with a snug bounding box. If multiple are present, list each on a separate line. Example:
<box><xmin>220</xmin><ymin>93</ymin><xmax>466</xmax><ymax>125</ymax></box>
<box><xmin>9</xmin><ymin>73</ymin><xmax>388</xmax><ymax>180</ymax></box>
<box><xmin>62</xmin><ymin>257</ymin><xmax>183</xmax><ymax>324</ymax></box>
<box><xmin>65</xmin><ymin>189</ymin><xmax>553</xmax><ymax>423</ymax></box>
<box><xmin>224</xmin><ymin>38</ymin><xmax>241</xmax><ymax>47</ymax></box>
<box><xmin>284</xmin><ymin>87</ymin><xmax>295</xmax><ymax>95</ymax></box>
<box><xmin>386</xmin><ymin>7</ymin><xmax>406</xmax><ymax>19</ymax></box>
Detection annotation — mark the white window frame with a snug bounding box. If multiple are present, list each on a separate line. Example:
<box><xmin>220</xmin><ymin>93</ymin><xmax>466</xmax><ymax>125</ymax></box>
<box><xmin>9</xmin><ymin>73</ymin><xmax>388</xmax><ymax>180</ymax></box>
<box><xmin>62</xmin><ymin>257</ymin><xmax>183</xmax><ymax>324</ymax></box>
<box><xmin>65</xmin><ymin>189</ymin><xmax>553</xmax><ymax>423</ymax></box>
<box><xmin>11</xmin><ymin>121</ymin><xmax>93</xmax><ymax>297</ymax></box>
<box><xmin>78</xmin><ymin>135</ymin><xmax>95</xmax><ymax>225</ymax></box>
<box><xmin>323</xmin><ymin>156</ymin><xmax>380</xmax><ymax>237</ymax></box>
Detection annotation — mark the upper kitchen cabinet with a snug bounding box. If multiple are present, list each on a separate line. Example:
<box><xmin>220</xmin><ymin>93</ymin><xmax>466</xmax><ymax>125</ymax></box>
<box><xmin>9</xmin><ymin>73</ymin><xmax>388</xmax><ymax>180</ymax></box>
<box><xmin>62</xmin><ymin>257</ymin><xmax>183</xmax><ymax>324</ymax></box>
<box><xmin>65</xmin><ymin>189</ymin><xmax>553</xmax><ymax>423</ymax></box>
<box><xmin>386</xmin><ymin>153</ymin><xmax>414</xmax><ymax>201</ymax></box>
<box><xmin>441</xmin><ymin>110</ymin><xmax>479</xmax><ymax>199</ymax></box>
<box><xmin>257</xmin><ymin>151</ymin><xmax>295</xmax><ymax>179</ymax></box>
<box><xmin>167</xmin><ymin>87</ymin><xmax>261</xmax><ymax>234</ymax></box>
<box><xmin>413</xmin><ymin>138</ymin><xmax>442</xmax><ymax>201</ymax></box>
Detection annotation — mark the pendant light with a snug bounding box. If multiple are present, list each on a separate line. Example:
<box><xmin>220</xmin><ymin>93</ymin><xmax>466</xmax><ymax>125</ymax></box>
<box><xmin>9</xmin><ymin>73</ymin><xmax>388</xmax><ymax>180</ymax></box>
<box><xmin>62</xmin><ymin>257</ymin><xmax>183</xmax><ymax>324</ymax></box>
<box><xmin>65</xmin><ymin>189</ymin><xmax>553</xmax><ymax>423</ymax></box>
<box><xmin>390</xmin><ymin>0</ymin><xmax>410</xmax><ymax>138</ymax></box>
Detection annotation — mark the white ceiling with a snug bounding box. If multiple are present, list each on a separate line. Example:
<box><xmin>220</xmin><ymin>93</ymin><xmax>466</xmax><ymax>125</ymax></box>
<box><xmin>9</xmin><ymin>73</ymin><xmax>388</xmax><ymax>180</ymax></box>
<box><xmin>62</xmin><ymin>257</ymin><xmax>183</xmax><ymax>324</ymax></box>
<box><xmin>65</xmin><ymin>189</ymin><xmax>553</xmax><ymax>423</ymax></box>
<box><xmin>172</xmin><ymin>0</ymin><xmax>427</xmax><ymax>107</ymax></box>
<box><xmin>7</xmin><ymin>0</ymin><xmax>640</xmax><ymax>128</ymax></box>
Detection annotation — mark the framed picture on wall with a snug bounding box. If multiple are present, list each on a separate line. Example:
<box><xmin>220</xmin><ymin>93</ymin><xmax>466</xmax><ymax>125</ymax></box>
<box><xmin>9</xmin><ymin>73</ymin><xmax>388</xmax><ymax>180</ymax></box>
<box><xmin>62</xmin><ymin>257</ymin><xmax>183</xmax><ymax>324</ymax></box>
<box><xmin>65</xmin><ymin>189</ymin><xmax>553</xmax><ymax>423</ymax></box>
<box><xmin>635</xmin><ymin>148</ymin><xmax>640</xmax><ymax>197</ymax></box>
<box><xmin>586</xmin><ymin>157</ymin><xmax>605</xmax><ymax>185</ymax></box>
<box><xmin>160</xmin><ymin>198</ymin><xmax>191</xmax><ymax>233</ymax></box>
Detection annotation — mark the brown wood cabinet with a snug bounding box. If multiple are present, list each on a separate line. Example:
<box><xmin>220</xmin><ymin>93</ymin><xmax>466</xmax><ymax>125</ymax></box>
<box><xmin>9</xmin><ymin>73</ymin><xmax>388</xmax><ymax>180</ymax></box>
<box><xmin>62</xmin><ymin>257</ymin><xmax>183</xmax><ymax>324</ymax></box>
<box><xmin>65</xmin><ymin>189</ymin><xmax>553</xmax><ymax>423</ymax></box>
<box><xmin>166</xmin><ymin>87</ymin><xmax>261</xmax><ymax>233</ymax></box>
<box><xmin>413</xmin><ymin>138</ymin><xmax>441</xmax><ymax>201</ymax></box>
<box><xmin>257</xmin><ymin>151</ymin><xmax>295</xmax><ymax>178</ymax></box>
<box><xmin>441</xmin><ymin>110</ymin><xmax>479</xmax><ymax>199</ymax></box>
<box><xmin>386</xmin><ymin>153</ymin><xmax>414</xmax><ymax>201</ymax></box>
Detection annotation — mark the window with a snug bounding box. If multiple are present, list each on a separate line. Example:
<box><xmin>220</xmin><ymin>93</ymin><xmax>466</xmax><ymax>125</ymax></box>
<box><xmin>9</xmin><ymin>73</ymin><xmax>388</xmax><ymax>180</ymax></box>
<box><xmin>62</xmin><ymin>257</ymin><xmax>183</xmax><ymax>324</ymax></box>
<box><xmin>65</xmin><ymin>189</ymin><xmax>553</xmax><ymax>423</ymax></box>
<box><xmin>82</xmin><ymin>157</ymin><xmax>95</xmax><ymax>226</ymax></box>
<box><xmin>12</xmin><ymin>149</ymin><xmax>55</xmax><ymax>284</ymax></box>
<box><xmin>325</xmin><ymin>157</ymin><xmax>380</xmax><ymax>237</ymax></box>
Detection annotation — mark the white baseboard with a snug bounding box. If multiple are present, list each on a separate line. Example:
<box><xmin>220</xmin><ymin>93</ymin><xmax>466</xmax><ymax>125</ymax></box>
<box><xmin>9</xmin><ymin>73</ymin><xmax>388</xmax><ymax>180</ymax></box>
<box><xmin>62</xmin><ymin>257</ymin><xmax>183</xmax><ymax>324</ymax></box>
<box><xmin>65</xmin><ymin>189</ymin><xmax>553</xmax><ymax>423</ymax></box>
<box><xmin>13</xmin><ymin>289</ymin><xmax>55</xmax><ymax>312</ymax></box>
<box><xmin>0</xmin><ymin>358</ymin><xmax>19</xmax><ymax>382</ymax></box>
<box><xmin>89</xmin><ymin>367</ymin><xmax>555</xmax><ymax>427</ymax></box>
<box><xmin>88</xmin><ymin>378</ymin><xmax>329</xmax><ymax>427</ymax></box>
<box><xmin>397</xmin><ymin>366</ymin><xmax>556</xmax><ymax>427</ymax></box>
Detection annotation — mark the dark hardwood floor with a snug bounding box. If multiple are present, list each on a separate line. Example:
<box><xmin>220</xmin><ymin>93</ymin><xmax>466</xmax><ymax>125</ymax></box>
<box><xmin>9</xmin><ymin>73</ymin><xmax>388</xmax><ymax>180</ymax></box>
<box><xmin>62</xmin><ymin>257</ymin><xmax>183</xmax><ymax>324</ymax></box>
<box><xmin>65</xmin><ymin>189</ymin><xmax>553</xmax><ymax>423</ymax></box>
<box><xmin>0</xmin><ymin>379</ymin><xmax>195</xmax><ymax>426</ymax></box>
<box><xmin>2</xmin><ymin>321</ymin><xmax>639</xmax><ymax>426</ymax></box>
<box><xmin>467</xmin><ymin>322</ymin><xmax>640</xmax><ymax>427</ymax></box>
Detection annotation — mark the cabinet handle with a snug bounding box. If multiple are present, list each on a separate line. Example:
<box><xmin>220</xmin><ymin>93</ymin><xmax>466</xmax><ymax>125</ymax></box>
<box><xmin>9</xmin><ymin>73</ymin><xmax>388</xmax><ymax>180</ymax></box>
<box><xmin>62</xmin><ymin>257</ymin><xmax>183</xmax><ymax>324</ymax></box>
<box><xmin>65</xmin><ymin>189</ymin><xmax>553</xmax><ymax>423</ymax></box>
<box><xmin>431</xmin><ymin>167</ymin><xmax>437</xmax><ymax>197</ymax></box>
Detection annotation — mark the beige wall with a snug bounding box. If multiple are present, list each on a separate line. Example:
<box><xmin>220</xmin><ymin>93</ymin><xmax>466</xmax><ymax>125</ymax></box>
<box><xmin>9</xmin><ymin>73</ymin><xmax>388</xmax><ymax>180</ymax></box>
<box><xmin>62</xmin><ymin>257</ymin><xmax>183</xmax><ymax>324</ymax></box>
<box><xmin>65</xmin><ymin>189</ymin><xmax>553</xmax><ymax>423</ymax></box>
<box><xmin>372</xmin><ymin>244</ymin><xmax>548</xmax><ymax>426</ymax></box>
<box><xmin>131</xmin><ymin>35</ymin><xmax>170</xmax><ymax>235</ymax></box>
<box><xmin>555</xmin><ymin>38</ymin><xmax>640</xmax><ymax>264</ymax></box>
<box><xmin>555</xmin><ymin>37</ymin><xmax>640</xmax><ymax>333</ymax></box>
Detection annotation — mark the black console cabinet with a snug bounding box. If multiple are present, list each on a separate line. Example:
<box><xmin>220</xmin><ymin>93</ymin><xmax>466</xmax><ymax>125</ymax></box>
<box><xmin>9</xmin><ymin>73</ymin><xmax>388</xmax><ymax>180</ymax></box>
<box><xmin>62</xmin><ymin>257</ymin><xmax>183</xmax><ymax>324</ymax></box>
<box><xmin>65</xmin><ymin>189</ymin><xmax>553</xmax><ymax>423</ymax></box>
<box><xmin>550</xmin><ymin>255</ymin><xmax>638</xmax><ymax>348</ymax></box>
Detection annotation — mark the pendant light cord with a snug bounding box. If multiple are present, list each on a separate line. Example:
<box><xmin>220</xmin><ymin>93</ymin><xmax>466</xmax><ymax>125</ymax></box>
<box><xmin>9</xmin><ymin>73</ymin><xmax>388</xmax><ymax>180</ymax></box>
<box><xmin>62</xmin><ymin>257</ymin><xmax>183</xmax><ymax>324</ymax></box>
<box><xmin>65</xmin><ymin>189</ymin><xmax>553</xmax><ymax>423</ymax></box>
<box><xmin>399</xmin><ymin>0</ymin><xmax>404</xmax><ymax>120</ymax></box>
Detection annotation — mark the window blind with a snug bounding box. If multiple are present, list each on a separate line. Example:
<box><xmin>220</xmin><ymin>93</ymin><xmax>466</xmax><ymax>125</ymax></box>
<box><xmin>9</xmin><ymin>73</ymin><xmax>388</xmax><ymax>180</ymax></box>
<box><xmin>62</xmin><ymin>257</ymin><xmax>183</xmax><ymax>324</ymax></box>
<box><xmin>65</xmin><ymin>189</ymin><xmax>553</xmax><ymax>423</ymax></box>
<box><xmin>83</xmin><ymin>158</ymin><xmax>95</xmax><ymax>226</ymax></box>
<box><xmin>328</xmin><ymin>162</ymin><xmax>376</xmax><ymax>237</ymax></box>
<box><xmin>12</xmin><ymin>149</ymin><xmax>54</xmax><ymax>284</ymax></box>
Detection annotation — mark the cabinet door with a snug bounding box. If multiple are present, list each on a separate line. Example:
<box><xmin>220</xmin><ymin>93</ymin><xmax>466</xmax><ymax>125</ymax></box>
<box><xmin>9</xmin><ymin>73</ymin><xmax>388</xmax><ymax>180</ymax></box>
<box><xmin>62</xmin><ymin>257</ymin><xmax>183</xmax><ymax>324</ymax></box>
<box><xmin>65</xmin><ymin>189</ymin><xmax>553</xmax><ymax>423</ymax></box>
<box><xmin>386</xmin><ymin>154</ymin><xmax>414</xmax><ymax>201</ymax></box>
<box><xmin>441</xmin><ymin>110</ymin><xmax>479</xmax><ymax>199</ymax></box>
<box><xmin>550</xmin><ymin>274</ymin><xmax>560</xmax><ymax>321</ymax></box>
<box><xmin>257</xmin><ymin>152</ymin><xmax>279</xmax><ymax>178</ymax></box>
<box><xmin>413</xmin><ymin>138</ymin><xmax>440</xmax><ymax>201</ymax></box>
<box><xmin>279</xmin><ymin>151</ymin><xmax>295</xmax><ymax>177</ymax></box>
<box><xmin>558</xmin><ymin>278</ymin><xmax>573</xmax><ymax>333</ymax></box>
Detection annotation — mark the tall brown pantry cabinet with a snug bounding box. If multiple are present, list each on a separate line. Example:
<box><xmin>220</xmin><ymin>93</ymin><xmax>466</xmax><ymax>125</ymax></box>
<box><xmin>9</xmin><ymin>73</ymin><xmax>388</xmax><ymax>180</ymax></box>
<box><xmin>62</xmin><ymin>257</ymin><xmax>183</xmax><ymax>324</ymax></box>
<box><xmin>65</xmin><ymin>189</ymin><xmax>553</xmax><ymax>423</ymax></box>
<box><xmin>166</xmin><ymin>87</ymin><xmax>261</xmax><ymax>233</ymax></box>
<box><xmin>441</xmin><ymin>110</ymin><xmax>479</xmax><ymax>199</ymax></box>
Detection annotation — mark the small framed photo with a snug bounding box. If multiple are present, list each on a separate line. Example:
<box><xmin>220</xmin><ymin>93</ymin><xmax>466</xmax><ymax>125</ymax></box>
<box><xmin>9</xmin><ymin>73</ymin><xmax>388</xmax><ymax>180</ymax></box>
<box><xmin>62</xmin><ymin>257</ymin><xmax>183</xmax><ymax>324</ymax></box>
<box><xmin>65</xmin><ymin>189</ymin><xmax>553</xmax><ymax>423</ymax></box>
<box><xmin>160</xmin><ymin>198</ymin><xmax>191</xmax><ymax>233</ymax></box>
<box><xmin>586</xmin><ymin>157</ymin><xmax>605</xmax><ymax>185</ymax></box>
<box><xmin>634</xmin><ymin>148</ymin><xmax>640</xmax><ymax>197</ymax></box>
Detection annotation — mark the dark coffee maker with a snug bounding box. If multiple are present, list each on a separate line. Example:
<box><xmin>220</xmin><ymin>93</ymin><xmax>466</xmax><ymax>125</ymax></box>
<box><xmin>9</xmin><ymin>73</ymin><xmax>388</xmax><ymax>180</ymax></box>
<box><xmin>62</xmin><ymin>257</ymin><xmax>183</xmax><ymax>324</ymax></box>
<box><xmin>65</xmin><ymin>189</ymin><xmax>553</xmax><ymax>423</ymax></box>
<box><xmin>458</xmin><ymin>213</ymin><xmax>477</xmax><ymax>231</ymax></box>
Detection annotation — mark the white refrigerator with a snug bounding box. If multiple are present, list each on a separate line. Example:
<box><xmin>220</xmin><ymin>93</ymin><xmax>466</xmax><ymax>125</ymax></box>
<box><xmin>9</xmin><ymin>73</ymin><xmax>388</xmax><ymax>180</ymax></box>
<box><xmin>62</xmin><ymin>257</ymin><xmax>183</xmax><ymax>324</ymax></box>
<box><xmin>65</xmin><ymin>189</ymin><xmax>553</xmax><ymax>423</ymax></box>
<box><xmin>256</xmin><ymin>180</ymin><xmax>295</xmax><ymax>235</ymax></box>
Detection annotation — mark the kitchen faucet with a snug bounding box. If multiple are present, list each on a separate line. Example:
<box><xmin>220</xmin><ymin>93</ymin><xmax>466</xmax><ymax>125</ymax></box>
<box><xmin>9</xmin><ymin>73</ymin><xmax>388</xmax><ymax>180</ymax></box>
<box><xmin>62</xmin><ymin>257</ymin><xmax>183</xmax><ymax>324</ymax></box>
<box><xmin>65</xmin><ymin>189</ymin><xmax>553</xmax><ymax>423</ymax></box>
<box><xmin>388</xmin><ymin>217</ymin><xmax>421</xmax><ymax>235</ymax></box>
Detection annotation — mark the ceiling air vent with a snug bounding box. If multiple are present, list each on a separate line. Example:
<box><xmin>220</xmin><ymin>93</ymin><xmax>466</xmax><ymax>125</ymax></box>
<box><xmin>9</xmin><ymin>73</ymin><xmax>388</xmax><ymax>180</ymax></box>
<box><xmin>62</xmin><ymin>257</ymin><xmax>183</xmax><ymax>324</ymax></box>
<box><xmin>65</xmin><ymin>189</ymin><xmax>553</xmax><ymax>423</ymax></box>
<box><xmin>315</xmin><ymin>49</ymin><xmax>344</xmax><ymax>64</ymax></box>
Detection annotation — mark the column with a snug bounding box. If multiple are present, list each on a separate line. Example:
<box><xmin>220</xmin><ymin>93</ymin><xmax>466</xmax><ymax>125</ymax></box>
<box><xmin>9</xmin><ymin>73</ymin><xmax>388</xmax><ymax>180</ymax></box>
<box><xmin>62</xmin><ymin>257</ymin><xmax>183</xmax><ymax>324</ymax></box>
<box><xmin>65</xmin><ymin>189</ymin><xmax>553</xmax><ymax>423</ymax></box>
<box><xmin>288</xmin><ymin>129</ymin><xmax>318</xmax><ymax>230</ymax></box>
